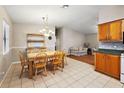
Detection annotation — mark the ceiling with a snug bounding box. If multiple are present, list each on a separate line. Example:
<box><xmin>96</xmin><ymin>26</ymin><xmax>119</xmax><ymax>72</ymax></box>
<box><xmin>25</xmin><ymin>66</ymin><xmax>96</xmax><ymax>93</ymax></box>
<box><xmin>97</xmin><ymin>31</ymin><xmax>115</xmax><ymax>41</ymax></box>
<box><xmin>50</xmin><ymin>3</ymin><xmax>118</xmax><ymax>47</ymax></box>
<box><xmin>4</xmin><ymin>5</ymin><xmax>101</xmax><ymax>34</ymax></box>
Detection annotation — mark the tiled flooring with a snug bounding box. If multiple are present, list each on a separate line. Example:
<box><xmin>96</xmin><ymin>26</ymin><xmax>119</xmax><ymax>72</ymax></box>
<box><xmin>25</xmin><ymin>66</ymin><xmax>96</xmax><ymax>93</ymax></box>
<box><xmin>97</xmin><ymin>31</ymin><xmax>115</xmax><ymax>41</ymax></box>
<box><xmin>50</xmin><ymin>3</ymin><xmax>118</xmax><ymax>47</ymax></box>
<box><xmin>0</xmin><ymin>57</ymin><xmax>124</xmax><ymax>88</ymax></box>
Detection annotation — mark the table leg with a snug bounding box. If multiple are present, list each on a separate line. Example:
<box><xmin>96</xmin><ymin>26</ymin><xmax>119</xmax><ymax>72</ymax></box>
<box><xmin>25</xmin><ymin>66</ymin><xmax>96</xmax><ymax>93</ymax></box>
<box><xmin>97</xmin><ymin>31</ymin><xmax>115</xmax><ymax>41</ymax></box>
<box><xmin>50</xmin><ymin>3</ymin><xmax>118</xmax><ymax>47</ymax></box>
<box><xmin>62</xmin><ymin>59</ymin><xmax>64</xmax><ymax>68</ymax></box>
<box><xmin>29</xmin><ymin>61</ymin><xmax>33</xmax><ymax>79</ymax></box>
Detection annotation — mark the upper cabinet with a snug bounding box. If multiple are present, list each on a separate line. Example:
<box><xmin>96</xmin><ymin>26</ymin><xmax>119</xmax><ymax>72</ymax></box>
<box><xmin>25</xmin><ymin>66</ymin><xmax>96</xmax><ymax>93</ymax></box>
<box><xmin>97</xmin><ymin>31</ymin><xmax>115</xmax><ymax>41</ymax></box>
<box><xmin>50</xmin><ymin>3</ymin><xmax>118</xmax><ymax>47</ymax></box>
<box><xmin>98</xmin><ymin>23</ymin><xmax>109</xmax><ymax>41</ymax></box>
<box><xmin>109</xmin><ymin>20</ymin><xmax>122</xmax><ymax>41</ymax></box>
<box><xmin>98</xmin><ymin>20</ymin><xmax>123</xmax><ymax>41</ymax></box>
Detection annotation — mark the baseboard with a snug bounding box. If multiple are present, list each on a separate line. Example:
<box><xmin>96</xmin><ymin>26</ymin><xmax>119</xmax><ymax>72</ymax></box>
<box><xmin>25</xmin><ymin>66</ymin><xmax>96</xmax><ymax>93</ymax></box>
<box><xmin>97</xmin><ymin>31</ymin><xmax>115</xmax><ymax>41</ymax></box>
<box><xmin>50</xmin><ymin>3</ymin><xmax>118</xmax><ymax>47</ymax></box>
<box><xmin>12</xmin><ymin>61</ymin><xmax>20</xmax><ymax>64</ymax></box>
<box><xmin>11</xmin><ymin>47</ymin><xmax>26</xmax><ymax>49</ymax></box>
<box><xmin>0</xmin><ymin>63</ymin><xmax>13</xmax><ymax>87</ymax></box>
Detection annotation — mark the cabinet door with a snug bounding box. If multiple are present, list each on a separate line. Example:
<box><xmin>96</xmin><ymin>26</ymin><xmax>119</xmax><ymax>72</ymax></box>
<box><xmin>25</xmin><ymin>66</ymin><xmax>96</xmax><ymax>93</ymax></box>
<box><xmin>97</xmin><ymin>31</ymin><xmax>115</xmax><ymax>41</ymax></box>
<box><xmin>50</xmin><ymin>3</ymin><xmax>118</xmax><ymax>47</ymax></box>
<box><xmin>107</xmin><ymin>54</ymin><xmax>120</xmax><ymax>79</ymax></box>
<box><xmin>105</xmin><ymin>55</ymin><xmax>111</xmax><ymax>75</ymax></box>
<box><xmin>95</xmin><ymin>53</ymin><xmax>106</xmax><ymax>72</ymax></box>
<box><xmin>98</xmin><ymin>23</ymin><xmax>109</xmax><ymax>41</ymax></box>
<box><xmin>109</xmin><ymin>20</ymin><xmax>122</xmax><ymax>41</ymax></box>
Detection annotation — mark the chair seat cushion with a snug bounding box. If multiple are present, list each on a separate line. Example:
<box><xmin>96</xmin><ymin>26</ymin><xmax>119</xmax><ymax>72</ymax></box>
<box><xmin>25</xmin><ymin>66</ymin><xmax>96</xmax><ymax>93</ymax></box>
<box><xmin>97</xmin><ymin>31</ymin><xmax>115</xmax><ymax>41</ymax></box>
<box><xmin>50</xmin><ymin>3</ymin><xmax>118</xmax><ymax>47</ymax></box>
<box><xmin>34</xmin><ymin>63</ymin><xmax>45</xmax><ymax>68</ymax></box>
<box><xmin>53</xmin><ymin>61</ymin><xmax>61</xmax><ymax>65</ymax></box>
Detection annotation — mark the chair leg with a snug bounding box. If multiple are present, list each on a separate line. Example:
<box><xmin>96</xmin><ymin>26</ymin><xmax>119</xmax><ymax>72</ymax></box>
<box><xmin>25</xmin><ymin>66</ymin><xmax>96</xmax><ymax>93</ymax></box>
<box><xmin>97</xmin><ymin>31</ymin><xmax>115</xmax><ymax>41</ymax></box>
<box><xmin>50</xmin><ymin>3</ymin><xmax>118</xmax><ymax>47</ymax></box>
<box><xmin>53</xmin><ymin>65</ymin><xmax>55</xmax><ymax>75</ymax></box>
<box><xmin>27</xmin><ymin>65</ymin><xmax>29</xmax><ymax>71</ymax></box>
<box><xmin>19</xmin><ymin>66</ymin><xmax>24</xmax><ymax>78</ymax></box>
<box><xmin>34</xmin><ymin>68</ymin><xmax>37</xmax><ymax>80</ymax></box>
<box><xmin>44</xmin><ymin>66</ymin><xmax>47</xmax><ymax>76</ymax></box>
<box><xmin>61</xmin><ymin>63</ymin><xmax>63</xmax><ymax>72</ymax></box>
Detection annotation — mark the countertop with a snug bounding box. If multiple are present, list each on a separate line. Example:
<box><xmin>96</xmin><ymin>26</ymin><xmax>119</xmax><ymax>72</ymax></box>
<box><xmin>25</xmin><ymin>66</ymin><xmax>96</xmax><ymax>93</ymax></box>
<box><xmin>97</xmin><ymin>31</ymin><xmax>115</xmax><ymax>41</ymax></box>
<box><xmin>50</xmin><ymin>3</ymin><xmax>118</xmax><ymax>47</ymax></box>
<box><xmin>94</xmin><ymin>48</ymin><xmax>124</xmax><ymax>55</ymax></box>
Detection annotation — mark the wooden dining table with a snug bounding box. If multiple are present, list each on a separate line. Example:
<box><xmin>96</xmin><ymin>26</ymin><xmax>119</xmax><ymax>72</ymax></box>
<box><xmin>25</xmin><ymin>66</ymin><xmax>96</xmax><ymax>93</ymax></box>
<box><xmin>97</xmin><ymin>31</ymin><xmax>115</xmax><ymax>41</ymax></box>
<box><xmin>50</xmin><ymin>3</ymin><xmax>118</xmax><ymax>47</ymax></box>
<box><xmin>27</xmin><ymin>51</ymin><xmax>64</xmax><ymax>79</ymax></box>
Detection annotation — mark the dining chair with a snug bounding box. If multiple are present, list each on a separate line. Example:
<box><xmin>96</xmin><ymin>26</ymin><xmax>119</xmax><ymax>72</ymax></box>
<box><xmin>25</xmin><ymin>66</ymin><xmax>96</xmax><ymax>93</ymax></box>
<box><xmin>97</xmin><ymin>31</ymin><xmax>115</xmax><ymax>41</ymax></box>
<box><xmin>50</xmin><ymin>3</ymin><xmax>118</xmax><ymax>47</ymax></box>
<box><xmin>33</xmin><ymin>53</ymin><xmax>47</xmax><ymax>80</ymax></box>
<box><xmin>51</xmin><ymin>51</ymin><xmax>64</xmax><ymax>74</ymax></box>
<box><xmin>19</xmin><ymin>51</ymin><xmax>29</xmax><ymax>78</ymax></box>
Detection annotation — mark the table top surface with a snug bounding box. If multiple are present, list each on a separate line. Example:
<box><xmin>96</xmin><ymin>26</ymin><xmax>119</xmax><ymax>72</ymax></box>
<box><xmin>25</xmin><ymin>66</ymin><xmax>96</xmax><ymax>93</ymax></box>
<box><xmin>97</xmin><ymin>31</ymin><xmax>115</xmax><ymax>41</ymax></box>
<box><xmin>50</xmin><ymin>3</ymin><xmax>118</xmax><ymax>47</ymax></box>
<box><xmin>27</xmin><ymin>51</ymin><xmax>56</xmax><ymax>59</ymax></box>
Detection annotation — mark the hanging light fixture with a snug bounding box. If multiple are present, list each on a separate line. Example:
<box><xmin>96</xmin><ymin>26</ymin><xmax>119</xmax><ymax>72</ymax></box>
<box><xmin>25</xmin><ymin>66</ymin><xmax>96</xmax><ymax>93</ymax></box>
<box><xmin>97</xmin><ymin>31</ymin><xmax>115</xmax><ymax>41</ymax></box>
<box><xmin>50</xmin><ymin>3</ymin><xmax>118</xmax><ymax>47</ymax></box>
<box><xmin>40</xmin><ymin>16</ymin><xmax>54</xmax><ymax>36</ymax></box>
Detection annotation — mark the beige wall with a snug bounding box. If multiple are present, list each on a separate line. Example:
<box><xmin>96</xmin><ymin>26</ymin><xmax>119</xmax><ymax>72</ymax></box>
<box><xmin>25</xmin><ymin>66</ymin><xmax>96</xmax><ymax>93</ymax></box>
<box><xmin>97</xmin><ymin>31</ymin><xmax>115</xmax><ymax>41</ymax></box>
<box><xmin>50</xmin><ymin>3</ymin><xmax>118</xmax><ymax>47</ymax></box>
<box><xmin>60</xmin><ymin>28</ymin><xmax>85</xmax><ymax>52</ymax></box>
<box><xmin>0</xmin><ymin>6</ymin><xmax>13</xmax><ymax>81</ymax></box>
<box><xmin>13</xmin><ymin>24</ymin><xmax>55</xmax><ymax>48</ymax></box>
<box><xmin>99</xmin><ymin>6</ymin><xmax>124</xmax><ymax>24</ymax></box>
<box><xmin>85</xmin><ymin>33</ymin><xmax>99</xmax><ymax>48</ymax></box>
<box><xmin>11</xmin><ymin>24</ymin><xmax>56</xmax><ymax>62</ymax></box>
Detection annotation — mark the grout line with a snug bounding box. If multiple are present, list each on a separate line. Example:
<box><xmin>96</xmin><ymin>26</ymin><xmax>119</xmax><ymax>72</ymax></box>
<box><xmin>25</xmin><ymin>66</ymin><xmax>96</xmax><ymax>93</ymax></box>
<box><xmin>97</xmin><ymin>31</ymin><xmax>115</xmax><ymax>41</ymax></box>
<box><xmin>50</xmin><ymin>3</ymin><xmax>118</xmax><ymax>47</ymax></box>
<box><xmin>65</xmin><ymin>70</ymin><xmax>93</xmax><ymax>88</ymax></box>
<box><xmin>102</xmin><ymin>78</ymin><xmax>112</xmax><ymax>88</ymax></box>
<box><xmin>32</xmin><ymin>79</ymin><xmax>35</xmax><ymax>88</ymax></box>
<box><xmin>0</xmin><ymin>62</ymin><xmax>20</xmax><ymax>87</ymax></box>
<box><xmin>40</xmin><ymin>74</ymin><xmax>48</xmax><ymax>88</ymax></box>
<box><xmin>32</xmin><ymin>77</ymin><xmax>35</xmax><ymax>88</ymax></box>
<box><xmin>83</xmin><ymin>75</ymin><xmax>100</xmax><ymax>88</ymax></box>
<box><xmin>32</xmin><ymin>75</ymin><xmax>35</xmax><ymax>88</ymax></box>
<box><xmin>0</xmin><ymin>63</ymin><xmax>13</xmax><ymax>87</ymax></box>
<box><xmin>121</xmin><ymin>84</ymin><xmax>124</xmax><ymax>88</ymax></box>
<box><xmin>8</xmin><ymin>64</ymin><xmax>16</xmax><ymax>88</ymax></box>
<box><xmin>21</xmin><ymin>71</ymin><xmax>22</xmax><ymax>88</ymax></box>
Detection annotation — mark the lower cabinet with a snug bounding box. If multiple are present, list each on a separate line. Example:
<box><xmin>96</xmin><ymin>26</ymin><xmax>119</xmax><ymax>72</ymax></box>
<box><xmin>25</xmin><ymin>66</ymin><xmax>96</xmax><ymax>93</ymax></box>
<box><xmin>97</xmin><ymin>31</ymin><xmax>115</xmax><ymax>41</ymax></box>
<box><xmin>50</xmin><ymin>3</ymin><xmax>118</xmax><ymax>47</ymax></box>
<box><xmin>95</xmin><ymin>53</ymin><xmax>106</xmax><ymax>73</ymax></box>
<box><xmin>95</xmin><ymin>52</ymin><xmax>120</xmax><ymax>79</ymax></box>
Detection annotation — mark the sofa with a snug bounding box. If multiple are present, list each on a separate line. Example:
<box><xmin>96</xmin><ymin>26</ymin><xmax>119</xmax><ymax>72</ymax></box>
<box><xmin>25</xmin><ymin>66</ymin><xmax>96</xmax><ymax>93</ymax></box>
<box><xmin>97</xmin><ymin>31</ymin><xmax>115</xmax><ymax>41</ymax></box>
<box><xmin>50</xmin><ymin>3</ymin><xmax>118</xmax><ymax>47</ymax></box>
<box><xmin>69</xmin><ymin>47</ymin><xmax>87</xmax><ymax>56</ymax></box>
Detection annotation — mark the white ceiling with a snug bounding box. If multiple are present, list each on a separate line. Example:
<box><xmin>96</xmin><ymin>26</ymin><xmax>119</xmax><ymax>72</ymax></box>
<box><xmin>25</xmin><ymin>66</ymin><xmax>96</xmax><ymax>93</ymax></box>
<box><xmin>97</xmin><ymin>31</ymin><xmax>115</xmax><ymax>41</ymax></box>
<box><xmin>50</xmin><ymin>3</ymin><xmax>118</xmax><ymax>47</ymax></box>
<box><xmin>4</xmin><ymin>5</ymin><xmax>101</xmax><ymax>34</ymax></box>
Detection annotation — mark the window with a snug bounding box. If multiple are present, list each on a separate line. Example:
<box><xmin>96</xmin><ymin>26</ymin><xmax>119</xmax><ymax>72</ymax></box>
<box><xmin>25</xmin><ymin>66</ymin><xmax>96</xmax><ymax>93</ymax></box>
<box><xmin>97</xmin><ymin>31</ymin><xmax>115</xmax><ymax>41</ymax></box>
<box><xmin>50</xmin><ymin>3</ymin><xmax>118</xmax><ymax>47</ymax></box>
<box><xmin>3</xmin><ymin>20</ymin><xmax>9</xmax><ymax>55</ymax></box>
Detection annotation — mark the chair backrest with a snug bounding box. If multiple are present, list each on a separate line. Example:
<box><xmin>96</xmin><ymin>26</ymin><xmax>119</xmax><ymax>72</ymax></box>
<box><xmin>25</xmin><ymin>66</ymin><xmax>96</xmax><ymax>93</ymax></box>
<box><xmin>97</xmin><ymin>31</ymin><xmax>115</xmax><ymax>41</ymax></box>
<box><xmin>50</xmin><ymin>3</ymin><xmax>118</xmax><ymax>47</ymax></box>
<box><xmin>34</xmin><ymin>53</ymin><xmax>47</xmax><ymax>64</ymax></box>
<box><xmin>19</xmin><ymin>51</ymin><xmax>27</xmax><ymax>65</ymax></box>
<box><xmin>54</xmin><ymin>51</ymin><xmax>65</xmax><ymax>61</ymax></box>
<box><xmin>60</xmin><ymin>51</ymin><xmax>65</xmax><ymax>61</ymax></box>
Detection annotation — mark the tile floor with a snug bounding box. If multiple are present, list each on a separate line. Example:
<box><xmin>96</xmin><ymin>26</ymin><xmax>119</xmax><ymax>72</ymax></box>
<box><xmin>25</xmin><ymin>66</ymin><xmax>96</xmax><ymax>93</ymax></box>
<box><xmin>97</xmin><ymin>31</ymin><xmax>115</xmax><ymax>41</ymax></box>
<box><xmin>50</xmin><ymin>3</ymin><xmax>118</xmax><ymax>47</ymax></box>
<box><xmin>0</xmin><ymin>57</ymin><xmax>124</xmax><ymax>88</ymax></box>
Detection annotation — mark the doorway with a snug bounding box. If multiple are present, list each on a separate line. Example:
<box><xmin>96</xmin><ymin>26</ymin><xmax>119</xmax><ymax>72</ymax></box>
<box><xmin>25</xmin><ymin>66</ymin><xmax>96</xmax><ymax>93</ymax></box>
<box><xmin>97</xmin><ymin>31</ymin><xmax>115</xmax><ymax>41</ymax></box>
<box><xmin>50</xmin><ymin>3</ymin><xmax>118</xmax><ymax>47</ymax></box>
<box><xmin>55</xmin><ymin>27</ymin><xmax>62</xmax><ymax>50</ymax></box>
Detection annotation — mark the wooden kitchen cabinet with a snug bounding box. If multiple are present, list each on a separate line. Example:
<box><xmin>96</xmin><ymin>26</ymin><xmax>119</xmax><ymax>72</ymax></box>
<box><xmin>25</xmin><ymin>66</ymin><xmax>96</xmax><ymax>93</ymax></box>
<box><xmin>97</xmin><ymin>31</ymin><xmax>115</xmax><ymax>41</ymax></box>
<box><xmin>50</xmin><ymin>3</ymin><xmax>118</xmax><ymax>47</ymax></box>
<box><xmin>95</xmin><ymin>53</ymin><xmax>106</xmax><ymax>73</ymax></box>
<box><xmin>98</xmin><ymin>23</ymin><xmax>109</xmax><ymax>41</ymax></box>
<box><xmin>109</xmin><ymin>20</ymin><xmax>122</xmax><ymax>41</ymax></box>
<box><xmin>105</xmin><ymin>55</ymin><xmax>111</xmax><ymax>75</ymax></box>
<box><xmin>107</xmin><ymin>54</ymin><xmax>120</xmax><ymax>79</ymax></box>
<box><xmin>95</xmin><ymin>52</ymin><xmax>120</xmax><ymax>79</ymax></box>
<box><xmin>98</xmin><ymin>19</ymin><xmax>123</xmax><ymax>41</ymax></box>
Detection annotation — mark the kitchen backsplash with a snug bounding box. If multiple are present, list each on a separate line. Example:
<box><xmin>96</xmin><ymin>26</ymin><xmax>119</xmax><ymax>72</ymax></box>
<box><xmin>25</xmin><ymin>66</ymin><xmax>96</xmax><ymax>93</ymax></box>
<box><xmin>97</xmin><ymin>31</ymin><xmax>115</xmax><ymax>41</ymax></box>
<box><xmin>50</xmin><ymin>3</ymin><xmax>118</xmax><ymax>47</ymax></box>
<box><xmin>99</xmin><ymin>42</ymin><xmax>124</xmax><ymax>50</ymax></box>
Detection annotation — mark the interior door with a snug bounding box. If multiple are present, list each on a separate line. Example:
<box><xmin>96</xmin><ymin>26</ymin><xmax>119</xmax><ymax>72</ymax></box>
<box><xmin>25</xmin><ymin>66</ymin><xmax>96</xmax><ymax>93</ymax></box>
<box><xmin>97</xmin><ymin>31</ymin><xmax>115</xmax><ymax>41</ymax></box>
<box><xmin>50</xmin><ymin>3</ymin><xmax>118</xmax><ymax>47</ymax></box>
<box><xmin>109</xmin><ymin>20</ymin><xmax>122</xmax><ymax>41</ymax></box>
<box><xmin>98</xmin><ymin>23</ymin><xmax>109</xmax><ymax>41</ymax></box>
